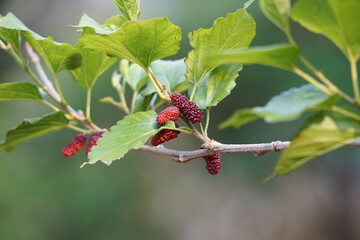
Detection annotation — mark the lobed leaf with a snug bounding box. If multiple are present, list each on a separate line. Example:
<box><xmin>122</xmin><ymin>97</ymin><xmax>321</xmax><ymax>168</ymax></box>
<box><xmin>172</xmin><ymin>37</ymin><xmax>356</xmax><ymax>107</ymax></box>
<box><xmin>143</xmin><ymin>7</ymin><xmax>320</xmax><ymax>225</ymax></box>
<box><xmin>219</xmin><ymin>84</ymin><xmax>338</xmax><ymax>129</ymax></box>
<box><xmin>207</xmin><ymin>44</ymin><xmax>300</xmax><ymax>71</ymax></box>
<box><xmin>272</xmin><ymin>111</ymin><xmax>360</xmax><ymax>176</ymax></box>
<box><xmin>0</xmin><ymin>82</ymin><xmax>43</xmax><ymax>101</ymax></box>
<box><xmin>86</xmin><ymin>111</ymin><xmax>164</xmax><ymax>166</ymax></box>
<box><xmin>291</xmin><ymin>0</ymin><xmax>360</xmax><ymax>60</ymax></box>
<box><xmin>259</xmin><ymin>0</ymin><xmax>291</xmax><ymax>32</ymax></box>
<box><xmin>79</xmin><ymin>17</ymin><xmax>181</xmax><ymax>69</ymax></box>
<box><xmin>70</xmin><ymin>47</ymin><xmax>117</xmax><ymax>89</ymax></box>
<box><xmin>0</xmin><ymin>112</ymin><xmax>68</xmax><ymax>152</ymax></box>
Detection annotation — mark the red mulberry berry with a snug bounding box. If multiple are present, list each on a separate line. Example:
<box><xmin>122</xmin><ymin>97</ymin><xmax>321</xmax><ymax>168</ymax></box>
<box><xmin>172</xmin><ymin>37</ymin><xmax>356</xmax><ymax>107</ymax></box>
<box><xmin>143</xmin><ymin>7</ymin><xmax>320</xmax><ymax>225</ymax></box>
<box><xmin>157</xmin><ymin>106</ymin><xmax>181</xmax><ymax>125</ymax></box>
<box><xmin>204</xmin><ymin>154</ymin><xmax>221</xmax><ymax>175</ymax></box>
<box><xmin>62</xmin><ymin>134</ymin><xmax>87</xmax><ymax>157</ymax></box>
<box><xmin>86</xmin><ymin>131</ymin><xmax>103</xmax><ymax>157</ymax></box>
<box><xmin>170</xmin><ymin>92</ymin><xmax>202</xmax><ymax>123</ymax></box>
<box><xmin>151</xmin><ymin>129</ymin><xmax>180</xmax><ymax>146</ymax></box>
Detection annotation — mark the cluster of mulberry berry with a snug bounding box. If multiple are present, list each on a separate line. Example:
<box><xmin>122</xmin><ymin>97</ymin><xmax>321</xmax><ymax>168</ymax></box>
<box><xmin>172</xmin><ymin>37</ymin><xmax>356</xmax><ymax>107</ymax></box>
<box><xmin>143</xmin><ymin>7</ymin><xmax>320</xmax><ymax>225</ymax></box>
<box><xmin>170</xmin><ymin>92</ymin><xmax>202</xmax><ymax>123</ymax></box>
<box><xmin>156</xmin><ymin>106</ymin><xmax>180</xmax><ymax>125</ymax></box>
<box><xmin>86</xmin><ymin>131</ymin><xmax>103</xmax><ymax>156</ymax></box>
<box><xmin>61</xmin><ymin>134</ymin><xmax>87</xmax><ymax>157</ymax></box>
<box><xmin>61</xmin><ymin>131</ymin><xmax>103</xmax><ymax>158</ymax></box>
<box><xmin>151</xmin><ymin>128</ymin><xmax>180</xmax><ymax>146</ymax></box>
<box><xmin>203</xmin><ymin>154</ymin><xmax>221</xmax><ymax>175</ymax></box>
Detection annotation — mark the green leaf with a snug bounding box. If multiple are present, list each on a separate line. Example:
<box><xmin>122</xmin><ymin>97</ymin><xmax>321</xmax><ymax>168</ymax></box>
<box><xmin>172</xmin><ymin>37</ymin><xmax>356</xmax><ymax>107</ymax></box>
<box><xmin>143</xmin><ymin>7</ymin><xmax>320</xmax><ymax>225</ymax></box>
<box><xmin>219</xmin><ymin>84</ymin><xmax>337</xmax><ymax>128</ymax></box>
<box><xmin>141</xmin><ymin>59</ymin><xmax>190</xmax><ymax>96</ymax></box>
<box><xmin>207</xmin><ymin>44</ymin><xmax>300</xmax><ymax>70</ymax></box>
<box><xmin>79</xmin><ymin>17</ymin><xmax>181</xmax><ymax>69</ymax></box>
<box><xmin>185</xmin><ymin>9</ymin><xmax>255</xmax><ymax>85</ymax></box>
<box><xmin>291</xmin><ymin>0</ymin><xmax>360</xmax><ymax>60</ymax></box>
<box><xmin>113</xmin><ymin>0</ymin><xmax>140</xmax><ymax>21</ymax></box>
<box><xmin>219</xmin><ymin>108</ymin><xmax>261</xmax><ymax>129</ymax></box>
<box><xmin>273</xmin><ymin>111</ymin><xmax>360</xmax><ymax>176</ymax></box>
<box><xmin>123</xmin><ymin>63</ymin><xmax>148</xmax><ymax>91</ymax></box>
<box><xmin>0</xmin><ymin>12</ymin><xmax>40</xmax><ymax>51</ymax></box>
<box><xmin>252</xmin><ymin>84</ymin><xmax>334</xmax><ymax>122</ymax></box>
<box><xmin>0</xmin><ymin>82</ymin><xmax>43</xmax><ymax>101</ymax></box>
<box><xmin>70</xmin><ymin>47</ymin><xmax>117</xmax><ymax>89</ymax></box>
<box><xmin>0</xmin><ymin>112</ymin><xmax>68</xmax><ymax>152</ymax></box>
<box><xmin>192</xmin><ymin>64</ymin><xmax>242</xmax><ymax>109</ymax></box>
<box><xmin>0</xmin><ymin>13</ymin><xmax>81</xmax><ymax>73</ymax></box>
<box><xmin>86</xmin><ymin>111</ymin><xmax>161</xmax><ymax>165</ymax></box>
<box><xmin>24</xmin><ymin>32</ymin><xmax>82</xmax><ymax>73</ymax></box>
<box><xmin>73</xmin><ymin>14</ymin><xmax>127</xmax><ymax>34</ymax></box>
<box><xmin>259</xmin><ymin>0</ymin><xmax>291</xmax><ymax>32</ymax></box>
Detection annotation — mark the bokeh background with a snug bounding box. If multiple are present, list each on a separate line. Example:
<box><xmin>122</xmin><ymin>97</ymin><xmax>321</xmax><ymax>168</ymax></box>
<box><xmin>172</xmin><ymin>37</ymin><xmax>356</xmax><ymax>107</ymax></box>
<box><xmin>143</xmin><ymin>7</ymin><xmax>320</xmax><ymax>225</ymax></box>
<box><xmin>0</xmin><ymin>0</ymin><xmax>359</xmax><ymax>239</ymax></box>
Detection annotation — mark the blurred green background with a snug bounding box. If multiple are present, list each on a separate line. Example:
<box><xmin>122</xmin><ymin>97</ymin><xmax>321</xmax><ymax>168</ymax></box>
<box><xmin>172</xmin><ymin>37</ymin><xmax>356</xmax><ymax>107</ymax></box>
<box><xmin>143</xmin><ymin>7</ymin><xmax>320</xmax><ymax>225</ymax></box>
<box><xmin>0</xmin><ymin>0</ymin><xmax>359</xmax><ymax>239</ymax></box>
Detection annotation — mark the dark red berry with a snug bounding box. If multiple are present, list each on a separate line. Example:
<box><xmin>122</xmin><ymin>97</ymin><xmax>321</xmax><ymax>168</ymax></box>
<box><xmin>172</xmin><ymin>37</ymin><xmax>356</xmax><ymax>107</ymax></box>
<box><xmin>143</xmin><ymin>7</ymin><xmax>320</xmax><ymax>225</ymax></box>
<box><xmin>157</xmin><ymin>106</ymin><xmax>181</xmax><ymax>125</ymax></box>
<box><xmin>86</xmin><ymin>131</ymin><xmax>103</xmax><ymax>157</ymax></box>
<box><xmin>203</xmin><ymin>154</ymin><xmax>221</xmax><ymax>175</ymax></box>
<box><xmin>170</xmin><ymin>92</ymin><xmax>202</xmax><ymax>123</ymax></box>
<box><xmin>151</xmin><ymin>129</ymin><xmax>180</xmax><ymax>146</ymax></box>
<box><xmin>62</xmin><ymin>134</ymin><xmax>87</xmax><ymax>157</ymax></box>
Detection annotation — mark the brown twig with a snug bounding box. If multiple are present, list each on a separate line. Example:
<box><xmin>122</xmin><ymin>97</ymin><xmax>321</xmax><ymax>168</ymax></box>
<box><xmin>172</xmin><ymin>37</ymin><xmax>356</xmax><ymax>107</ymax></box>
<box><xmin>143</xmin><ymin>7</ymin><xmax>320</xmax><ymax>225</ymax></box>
<box><xmin>139</xmin><ymin>138</ymin><xmax>360</xmax><ymax>163</ymax></box>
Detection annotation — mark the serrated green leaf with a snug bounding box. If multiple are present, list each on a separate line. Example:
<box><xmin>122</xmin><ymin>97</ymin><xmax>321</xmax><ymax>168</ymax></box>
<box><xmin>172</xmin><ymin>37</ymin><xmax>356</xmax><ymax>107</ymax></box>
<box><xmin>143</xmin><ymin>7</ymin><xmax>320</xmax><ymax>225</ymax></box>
<box><xmin>79</xmin><ymin>18</ymin><xmax>181</xmax><ymax>69</ymax></box>
<box><xmin>185</xmin><ymin>9</ymin><xmax>255</xmax><ymax>85</ymax></box>
<box><xmin>273</xmin><ymin>111</ymin><xmax>360</xmax><ymax>176</ymax></box>
<box><xmin>219</xmin><ymin>84</ymin><xmax>337</xmax><ymax>129</ymax></box>
<box><xmin>0</xmin><ymin>82</ymin><xmax>43</xmax><ymax>101</ymax></box>
<box><xmin>219</xmin><ymin>108</ymin><xmax>261</xmax><ymax>129</ymax></box>
<box><xmin>192</xmin><ymin>64</ymin><xmax>242</xmax><ymax>109</ymax></box>
<box><xmin>207</xmin><ymin>44</ymin><xmax>300</xmax><ymax>70</ymax></box>
<box><xmin>291</xmin><ymin>0</ymin><xmax>360</xmax><ymax>60</ymax></box>
<box><xmin>86</xmin><ymin>111</ymin><xmax>161</xmax><ymax>165</ymax></box>
<box><xmin>141</xmin><ymin>59</ymin><xmax>190</xmax><ymax>96</ymax></box>
<box><xmin>113</xmin><ymin>0</ymin><xmax>140</xmax><ymax>21</ymax></box>
<box><xmin>259</xmin><ymin>0</ymin><xmax>291</xmax><ymax>32</ymax></box>
<box><xmin>0</xmin><ymin>13</ymin><xmax>81</xmax><ymax>73</ymax></box>
<box><xmin>0</xmin><ymin>112</ymin><xmax>68</xmax><ymax>152</ymax></box>
<box><xmin>0</xmin><ymin>26</ymin><xmax>20</xmax><ymax>50</ymax></box>
<box><xmin>70</xmin><ymin>47</ymin><xmax>117</xmax><ymax>89</ymax></box>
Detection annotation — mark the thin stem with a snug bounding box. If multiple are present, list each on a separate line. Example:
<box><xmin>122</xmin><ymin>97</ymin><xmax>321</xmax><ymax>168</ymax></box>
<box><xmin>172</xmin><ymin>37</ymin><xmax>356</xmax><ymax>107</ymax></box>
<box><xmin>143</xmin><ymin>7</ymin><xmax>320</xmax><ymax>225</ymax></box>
<box><xmin>86</xmin><ymin>88</ymin><xmax>92</xmax><ymax>119</ymax></box>
<box><xmin>331</xmin><ymin>106</ymin><xmax>360</xmax><ymax>121</ymax></box>
<box><xmin>146</xmin><ymin>69</ymin><xmax>170</xmax><ymax>101</ymax></box>
<box><xmin>299</xmin><ymin>56</ymin><xmax>358</xmax><ymax>108</ymax></box>
<box><xmin>180</xmin><ymin>115</ymin><xmax>210</xmax><ymax>143</ymax></box>
<box><xmin>204</xmin><ymin>108</ymin><xmax>210</xmax><ymax>137</ymax></box>
<box><xmin>40</xmin><ymin>100</ymin><xmax>60</xmax><ymax>112</ymax></box>
<box><xmin>293</xmin><ymin>67</ymin><xmax>332</xmax><ymax>95</ymax></box>
<box><xmin>67</xmin><ymin>124</ymin><xmax>91</xmax><ymax>134</ymax></box>
<box><xmin>350</xmin><ymin>57</ymin><xmax>360</xmax><ymax>104</ymax></box>
<box><xmin>118</xmin><ymin>88</ymin><xmax>130</xmax><ymax>114</ymax></box>
<box><xmin>130</xmin><ymin>89</ymin><xmax>138</xmax><ymax>113</ymax></box>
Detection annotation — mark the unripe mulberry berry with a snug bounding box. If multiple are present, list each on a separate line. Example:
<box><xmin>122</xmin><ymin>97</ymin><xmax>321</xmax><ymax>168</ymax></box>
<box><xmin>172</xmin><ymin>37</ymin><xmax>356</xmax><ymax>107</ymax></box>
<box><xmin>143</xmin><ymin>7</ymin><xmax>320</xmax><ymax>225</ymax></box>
<box><xmin>170</xmin><ymin>92</ymin><xmax>202</xmax><ymax>123</ymax></box>
<box><xmin>151</xmin><ymin>129</ymin><xmax>180</xmax><ymax>146</ymax></box>
<box><xmin>62</xmin><ymin>134</ymin><xmax>87</xmax><ymax>157</ymax></box>
<box><xmin>86</xmin><ymin>131</ymin><xmax>103</xmax><ymax>157</ymax></box>
<box><xmin>157</xmin><ymin>106</ymin><xmax>181</xmax><ymax>125</ymax></box>
<box><xmin>203</xmin><ymin>154</ymin><xmax>221</xmax><ymax>175</ymax></box>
